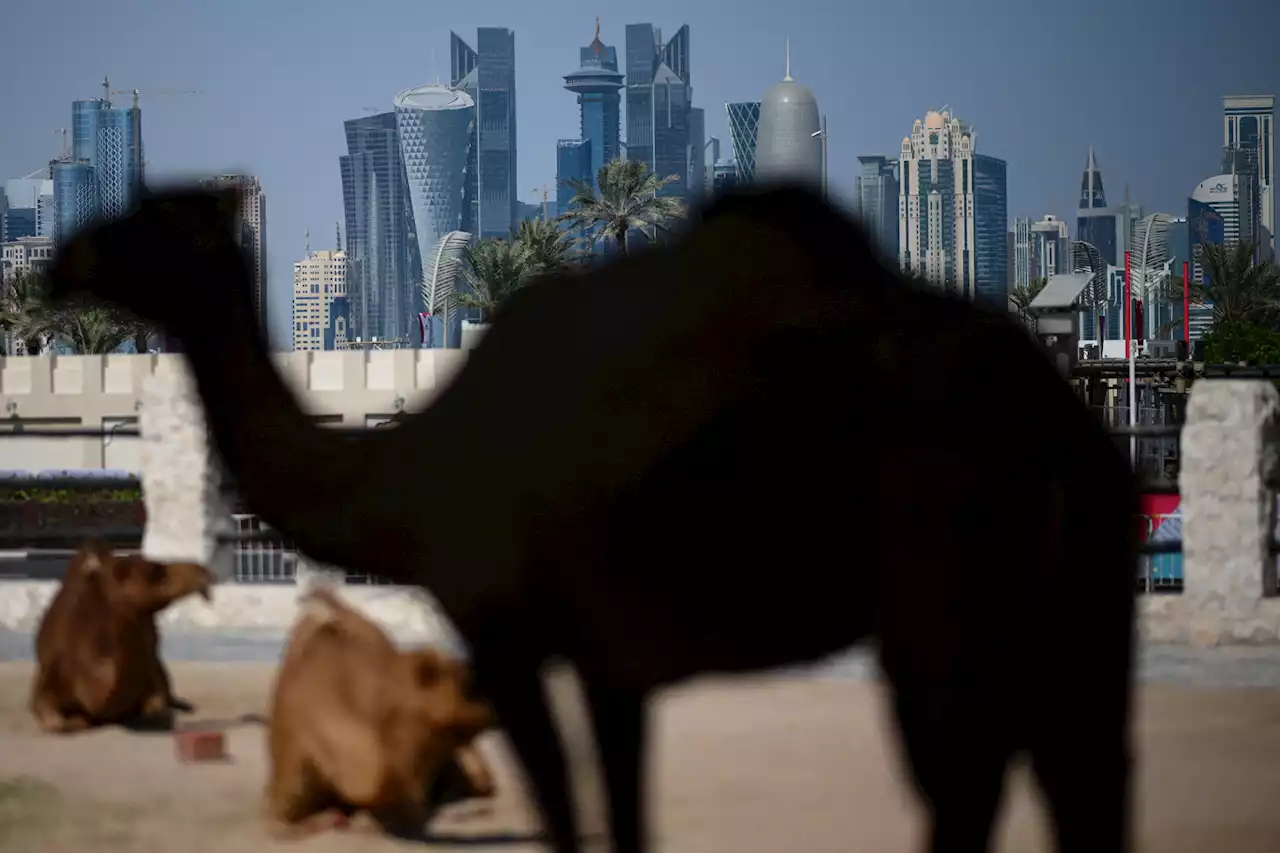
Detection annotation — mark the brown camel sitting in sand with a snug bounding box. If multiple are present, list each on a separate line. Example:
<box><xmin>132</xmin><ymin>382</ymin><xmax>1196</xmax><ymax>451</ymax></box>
<box><xmin>47</xmin><ymin>184</ymin><xmax>1141</xmax><ymax>853</ymax></box>
<box><xmin>265</xmin><ymin>586</ymin><xmax>496</xmax><ymax>839</ymax></box>
<box><xmin>31</xmin><ymin>538</ymin><xmax>214</xmax><ymax>733</ymax></box>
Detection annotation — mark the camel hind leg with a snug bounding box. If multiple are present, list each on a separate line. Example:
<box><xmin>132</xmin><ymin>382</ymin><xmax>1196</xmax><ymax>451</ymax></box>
<box><xmin>30</xmin><ymin>663</ymin><xmax>94</xmax><ymax>734</ymax></box>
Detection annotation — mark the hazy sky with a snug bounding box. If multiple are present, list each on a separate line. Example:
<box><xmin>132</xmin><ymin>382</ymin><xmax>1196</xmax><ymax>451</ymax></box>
<box><xmin>1</xmin><ymin>0</ymin><xmax>1276</xmax><ymax>348</ymax></box>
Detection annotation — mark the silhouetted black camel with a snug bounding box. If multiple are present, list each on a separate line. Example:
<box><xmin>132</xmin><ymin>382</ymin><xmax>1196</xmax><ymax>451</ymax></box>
<box><xmin>47</xmin><ymin>184</ymin><xmax>1141</xmax><ymax>853</ymax></box>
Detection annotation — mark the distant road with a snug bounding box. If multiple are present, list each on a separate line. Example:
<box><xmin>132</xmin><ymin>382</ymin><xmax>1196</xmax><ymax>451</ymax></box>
<box><xmin>0</xmin><ymin>555</ymin><xmax>71</xmax><ymax>580</ymax></box>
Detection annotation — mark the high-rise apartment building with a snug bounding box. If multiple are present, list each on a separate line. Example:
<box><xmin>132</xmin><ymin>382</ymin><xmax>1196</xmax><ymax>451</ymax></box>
<box><xmin>556</xmin><ymin>138</ymin><xmax>592</xmax><ymax>217</ymax></box>
<box><xmin>726</xmin><ymin>101</ymin><xmax>760</xmax><ymax>184</ymax></box>
<box><xmin>198</xmin><ymin>174</ymin><xmax>268</xmax><ymax>333</ymax></box>
<box><xmin>339</xmin><ymin>111</ymin><xmax>417</xmax><ymax>344</ymax></box>
<box><xmin>292</xmin><ymin>249</ymin><xmax>349</xmax><ymax>351</ymax></box>
<box><xmin>450</xmin><ymin>28</ymin><xmax>518</xmax><ymax>240</ymax></box>
<box><xmin>898</xmin><ymin>108</ymin><xmax>1007</xmax><ymax>304</ymax></box>
<box><xmin>854</xmin><ymin>155</ymin><xmax>899</xmax><ymax>261</ymax></box>
<box><xmin>625</xmin><ymin>23</ymin><xmax>694</xmax><ymax>200</ymax></box>
<box><xmin>1223</xmin><ymin>94</ymin><xmax>1275</xmax><ymax>259</ymax></box>
<box><xmin>563</xmin><ymin>19</ymin><xmax>623</xmax><ymax>191</ymax></box>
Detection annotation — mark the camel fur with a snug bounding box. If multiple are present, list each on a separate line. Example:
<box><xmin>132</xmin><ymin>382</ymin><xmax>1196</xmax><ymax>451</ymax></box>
<box><xmin>31</xmin><ymin>538</ymin><xmax>214</xmax><ymax>733</ymax></box>
<box><xmin>264</xmin><ymin>586</ymin><xmax>496</xmax><ymax>839</ymax></box>
<box><xmin>47</xmin><ymin>184</ymin><xmax>1141</xmax><ymax>853</ymax></box>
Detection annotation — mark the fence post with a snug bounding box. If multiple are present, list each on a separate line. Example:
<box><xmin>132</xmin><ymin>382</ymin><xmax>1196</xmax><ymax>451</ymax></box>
<box><xmin>1180</xmin><ymin>379</ymin><xmax>1280</xmax><ymax>645</ymax></box>
<box><xmin>138</xmin><ymin>366</ymin><xmax>235</xmax><ymax>581</ymax></box>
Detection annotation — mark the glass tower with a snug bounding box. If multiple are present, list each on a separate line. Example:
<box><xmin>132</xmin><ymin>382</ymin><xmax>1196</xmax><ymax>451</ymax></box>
<box><xmin>625</xmin><ymin>23</ymin><xmax>693</xmax><ymax>200</ymax></box>
<box><xmin>53</xmin><ymin>92</ymin><xmax>144</xmax><ymax>244</ymax></box>
<box><xmin>339</xmin><ymin>111</ymin><xmax>416</xmax><ymax>343</ymax></box>
<box><xmin>395</xmin><ymin>85</ymin><xmax>476</xmax><ymax>340</ymax></box>
<box><xmin>564</xmin><ymin>22</ymin><xmax>623</xmax><ymax>190</ymax></box>
<box><xmin>973</xmin><ymin>153</ymin><xmax>1009</xmax><ymax>307</ymax></box>
<box><xmin>854</xmin><ymin>155</ymin><xmax>899</xmax><ymax>261</ymax></box>
<box><xmin>726</xmin><ymin>102</ymin><xmax>760</xmax><ymax>184</ymax></box>
<box><xmin>450</xmin><ymin>28</ymin><xmax>518</xmax><ymax>240</ymax></box>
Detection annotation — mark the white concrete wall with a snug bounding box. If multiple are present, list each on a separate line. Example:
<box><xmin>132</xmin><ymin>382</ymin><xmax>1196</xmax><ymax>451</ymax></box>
<box><xmin>0</xmin><ymin>350</ymin><xmax>470</xmax><ymax>471</ymax></box>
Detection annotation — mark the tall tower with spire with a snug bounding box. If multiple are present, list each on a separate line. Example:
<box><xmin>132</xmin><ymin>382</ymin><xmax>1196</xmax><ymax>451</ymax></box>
<box><xmin>754</xmin><ymin>38</ymin><xmax>822</xmax><ymax>188</ymax></box>
<box><xmin>563</xmin><ymin>17</ymin><xmax>623</xmax><ymax>190</ymax></box>
<box><xmin>1075</xmin><ymin>147</ymin><xmax>1130</xmax><ymax>268</ymax></box>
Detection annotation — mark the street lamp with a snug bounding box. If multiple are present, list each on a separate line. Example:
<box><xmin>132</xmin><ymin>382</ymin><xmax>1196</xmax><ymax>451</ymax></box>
<box><xmin>810</xmin><ymin>114</ymin><xmax>829</xmax><ymax>200</ymax></box>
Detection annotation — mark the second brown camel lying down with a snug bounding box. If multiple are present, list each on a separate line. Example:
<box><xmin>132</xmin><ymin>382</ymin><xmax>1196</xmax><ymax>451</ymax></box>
<box><xmin>266</xmin><ymin>586</ymin><xmax>497</xmax><ymax>839</ymax></box>
<box><xmin>30</xmin><ymin>538</ymin><xmax>214</xmax><ymax>733</ymax></box>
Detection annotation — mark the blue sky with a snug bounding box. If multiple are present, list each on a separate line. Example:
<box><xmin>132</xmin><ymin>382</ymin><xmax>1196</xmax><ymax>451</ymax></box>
<box><xmin>1</xmin><ymin>0</ymin><xmax>1276</xmax><ymax>348</ymax></box>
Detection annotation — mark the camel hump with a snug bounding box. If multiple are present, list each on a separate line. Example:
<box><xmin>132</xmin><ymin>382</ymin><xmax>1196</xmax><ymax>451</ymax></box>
<box><xmin>74</xmin><ymin>538</ymin><xmax>115</xmax><ymax>576</ymax></box>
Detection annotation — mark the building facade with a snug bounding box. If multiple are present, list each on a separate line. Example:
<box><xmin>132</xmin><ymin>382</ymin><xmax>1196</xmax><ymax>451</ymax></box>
<box><xmin>1030</xmin><ymin>214</ymin><xmax>1070</xmax><ymax>282</ymax></box>
<box><xmin>1074</xmin><ymin>147</ymin><xmax>1141</xmax><ymax>270</ymax></box>
<box><xmin>625</xmin><ymin>23</ymin><xmax>694</xmax><ymax>200</ymax></box>
<box><xmin>395</xmin><ymin>84</ymin><xmax>476</xmax><ymax>341</ymax></box>
<box><xmin>563</xmin><ymin>21</ymin><xmax>623</xmax><ymax>191</ymax></box>
<box><xmin>339</xmin><ymin>111</ymin><xmax>416</xmax><ymax>345</ymax></box>
<box><xmin>198</xmin><ymin>175</ymin><xmax>268</xmax><ymax>333</ymax></box>
<box><xmin>726</xmin><ymin>101</ymin><xmax>760</xmax><ymax>184</ymax></box>
<box><xmin>51</xmin><ymin>87</ymin><xmax>144</xmax><ymax>244</ymax></box>
<box><xmin>972</xmin><ymin>154</ymin><xmax>1009</xmax><ymax>306</ymax></box>
<box><xmin>1188</xmin><ymin>173</ymin><xmax>1240</xmax><ymax>286</ymax></box>
<box><xmin>854</xmin><ymin>155</ymin><xmax>899</xmax><ymax>262</ymax></box>
<box><xmin>451</xmin><ymin>28</ymin><xmax>518</xmax><ymax>240</ymax></box>
<box><xmin>898</xmin><ymin>109</ymin><xmax>980</xmax><ymax>297</ymax></box>
<box><xmin>291</xmin><ymin>250</ymin><xmax>349</xmax><ymax>352</ymax></box>
<box><xmin>1223</xmin><ymin>94</ymin><xmax>1275</xmax><ymax>259</ymax></box>
<box><xmin>1</xmin><ymin>236</ymin><xmax>55</xmax><ymax>283</ymax></box>
<box><xmin>755</xmin><ymin>47</ymin><xmax>822</xmax><ymax>191</ymax></box>
<box><xmin>556</xmin><ymin>138</ymin><xmax>592</xmax><ymax>217</ymax></box>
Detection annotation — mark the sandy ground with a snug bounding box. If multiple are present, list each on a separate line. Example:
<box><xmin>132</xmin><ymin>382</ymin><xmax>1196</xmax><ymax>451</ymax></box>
<box><xmin>2</xmin><ymin>662</ymin><xmax>1280</xmax><ymax>852</ymax></box>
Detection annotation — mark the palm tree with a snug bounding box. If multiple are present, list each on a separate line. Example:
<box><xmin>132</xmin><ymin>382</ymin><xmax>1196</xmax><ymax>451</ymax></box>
<box><xmin>0</xmin><ymin>269</ymin><xmax>54</xmax><ymax>355</ymax></box>
<box><xmin>513</xmin><ymin>217</ymin><xmax>577</xmax><ymax>278</ymax></box>
<box><xmin>556</xmin><ymin>157</ymin><xmax>686</xmax><ymax>257</ymax></box>
<box><xmin>51</xmin><ymin>301</ymin><xmax>132</xmax><ymax>354</ymax></box>
<box><xmin>452</xmin><ymin>238</ymin><xmax>532</xmax><ymax>323</ymax></box>
<box><xmin>1190</xmin><ymin>240</ymin><xmax>1280</xmax><ymax>328</ymax></box>
<box><xmin>1008</xmin><ymin>277</ymin><xmax>1047</xmax><ymax>327</ymax></box>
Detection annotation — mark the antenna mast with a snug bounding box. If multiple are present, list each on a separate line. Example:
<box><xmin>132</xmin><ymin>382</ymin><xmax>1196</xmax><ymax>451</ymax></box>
<box><xmin>784</xmin><ymin>39</ymin><xmax>792</xmax><ymax>82</ymax></box>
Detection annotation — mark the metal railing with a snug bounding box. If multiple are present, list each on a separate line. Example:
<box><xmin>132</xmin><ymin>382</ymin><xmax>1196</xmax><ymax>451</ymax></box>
<box><xmin>0</xmin><ymin>422</ymin><xmax>1191</xmax><ymax>590</ymax></box>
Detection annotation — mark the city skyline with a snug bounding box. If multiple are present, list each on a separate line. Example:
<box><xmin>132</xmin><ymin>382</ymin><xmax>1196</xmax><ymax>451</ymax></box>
<box><xmin>0</xmin><ymin>0</ymin><xmax>1276</xmax><ymax>348</ymax></box>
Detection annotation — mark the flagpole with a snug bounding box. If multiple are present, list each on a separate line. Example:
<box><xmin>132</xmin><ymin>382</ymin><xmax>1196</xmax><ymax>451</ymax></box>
<box><xmin>1182</xmin><ymin>261</ymin><xmax>1190</xmax><ymax>347</ymax></box>
<box><xmin>1125</xmin><ymin>250</ymin><xmax>1136</xmax><ymax>466</ymax></box>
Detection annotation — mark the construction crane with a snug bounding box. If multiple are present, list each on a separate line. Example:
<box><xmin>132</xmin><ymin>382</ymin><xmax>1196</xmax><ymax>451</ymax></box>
<box><xmin>530</xmin><ymin>185</ymin><xmax>554</xmax><ymax>221</ymax></box>
<box><xmin>100</xmin><ymin>76</ymin><xmax>202</xmax><ymax>184</ymax></box>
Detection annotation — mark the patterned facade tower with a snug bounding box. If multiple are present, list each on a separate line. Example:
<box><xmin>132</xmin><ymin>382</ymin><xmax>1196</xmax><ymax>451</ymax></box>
<box><xmin>139</xmin><ymin>366</ymin><xmax>234</xmax><ymax>580</ymax></box>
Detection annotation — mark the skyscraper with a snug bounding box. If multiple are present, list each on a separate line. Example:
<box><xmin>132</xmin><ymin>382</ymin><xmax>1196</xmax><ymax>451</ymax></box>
<box><xmin>972</xmin><ymin>154</ymin><xmax>1009</xmax><ymax>306</ymax></box>
<box><xmin>52</xmin><ymin>82</ymin><xmax>144</xmax><ymax>244</ymax></box>
<box><xmin>450</xmin><ymin>28</ymin><xmax>518</xmax><ymax>240</ymax></box>
<box><xmin>1075</xmin><ymin>147</ymin><xmax>1128</xmax><ymax>268</ymax></box>
<box><xmin>563</xmin><ymin>19</ymin><xmax>623</xmax><ymax>190</ymax></box>
<box><xmin>1188</xmin><ymin>174</ymin><xmax>1241</xmax><ymax>286</ymax></box>
<box><xmin>556</xmin><ymin>138</ymin><xmax>592</xmax><ymax>216</ymax></box>
<box><xmin>395</xmin><ymin>84</ymin><xmax>476</xmax><ymax>341</ymax></box>
<box><xmin>1223</xmin><ymin>94</ymin><xmax>1275</xmax><ymax>259</ymax></box>
<box><xmin>1029</xmin><ymin>214</ymin><xmax>1070</xmax><ymax>281</ymax></box>
<box><xmin>291</xmin><ymin>249</ymin><xmax>349</xmax><ymax>352</ymax></box>
<box><xmin>854</xmin><ymin>155</ymin><xmax>899</xmax><ymax>261</ymax></box>
<box><xmin>339</xmin><ymin>111</ymin><xmax>416</xmax><ymax>344</ymax></box>
<box><xmin>726</xmin><ymin>101</ymin><xmax>760</xmax><ymax>184</ymax></box>
<box><xmin>198</xmin><ymin>174</ymin><xmax>268</xmax><ymax>333</ymax></box>
<box><xmin>755</xmin><ymin>43</ymin><xmax>822</xmax><ymax>190</ymax></box>
<box><xmin>625</xmin><ymin>23</ymin><xmax>694</xmax><ymax>200</ymax></box>
<box><xmin>899</xmin><ymin>108</ymin><xmax>1002</xmax><ymax>301</ymax></box>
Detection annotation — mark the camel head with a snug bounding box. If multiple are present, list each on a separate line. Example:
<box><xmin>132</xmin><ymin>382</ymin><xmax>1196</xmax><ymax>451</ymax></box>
<box><xmin>45</xmin><ymin>186</ymin><xmax>250</xmax><ymax>339</ymax></box>
<box><xmin>394</xmin><ymin>648</ymin><xmax>496</xmax><ymax>740</ymax></box>
<box><xmin>80</xmin><ymin>549</ymin><xmax>215</xmax><ymax>615</ymax></box>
